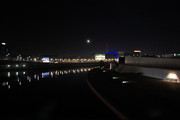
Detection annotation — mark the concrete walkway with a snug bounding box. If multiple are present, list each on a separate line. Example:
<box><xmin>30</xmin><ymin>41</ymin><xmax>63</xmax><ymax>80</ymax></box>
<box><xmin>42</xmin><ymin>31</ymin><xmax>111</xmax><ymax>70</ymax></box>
<box><xmin>88</xmin><ymin>68</ymin><xmax>180</xmax><ymax>120</ymax></box>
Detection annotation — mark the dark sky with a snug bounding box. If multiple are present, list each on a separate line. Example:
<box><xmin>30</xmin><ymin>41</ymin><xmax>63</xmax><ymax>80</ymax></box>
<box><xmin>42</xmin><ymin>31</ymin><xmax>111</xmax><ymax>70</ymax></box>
<box><xmin>0</xmin><ymin>1</ymin><xmax>179</xmax><ymax>57</ymax></box>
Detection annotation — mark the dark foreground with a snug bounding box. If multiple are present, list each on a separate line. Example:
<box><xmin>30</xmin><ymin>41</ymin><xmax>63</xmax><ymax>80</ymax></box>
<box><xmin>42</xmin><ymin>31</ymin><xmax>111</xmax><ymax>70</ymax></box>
<box><xmin>0</xmin><ymin>67</ymin><xmax>119</xmax><ymax>120</ymax></box>
<box><xmin>88</xmin><ymin>68</ymin><xmax>180</xmax><ymax>120</ymax></box>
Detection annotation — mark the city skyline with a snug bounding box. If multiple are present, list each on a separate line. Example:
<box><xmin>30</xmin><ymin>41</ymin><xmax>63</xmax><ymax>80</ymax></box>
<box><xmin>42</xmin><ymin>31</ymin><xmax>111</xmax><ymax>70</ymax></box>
<box><xmin>0</xmin><ymin>1</ymin><xmax>179</xmax><ymax>57</ymax></box>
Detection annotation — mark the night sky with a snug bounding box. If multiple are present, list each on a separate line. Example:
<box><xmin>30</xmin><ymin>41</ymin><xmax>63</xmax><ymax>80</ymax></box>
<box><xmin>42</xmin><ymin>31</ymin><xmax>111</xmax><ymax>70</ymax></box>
<box><xmin>0</xmin><ymin>1</ymin><xmax>179</xmax><ymax>57</ymax></box>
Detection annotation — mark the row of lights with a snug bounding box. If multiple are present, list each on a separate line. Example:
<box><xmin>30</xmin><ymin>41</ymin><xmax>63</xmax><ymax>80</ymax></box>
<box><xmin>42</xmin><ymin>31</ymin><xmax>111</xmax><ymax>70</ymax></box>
<box><xmin>7</xmin><ymin>64</ymin><xmax>26</xmax><ymax>68</ymax></box>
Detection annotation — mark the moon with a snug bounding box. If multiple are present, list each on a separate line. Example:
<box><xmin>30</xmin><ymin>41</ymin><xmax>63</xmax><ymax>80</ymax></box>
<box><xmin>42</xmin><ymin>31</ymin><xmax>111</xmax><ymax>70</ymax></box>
<box><xmin>86</xmin><ymin>40</ymin><xmax>90</xmax><ymax>44</ymax></box>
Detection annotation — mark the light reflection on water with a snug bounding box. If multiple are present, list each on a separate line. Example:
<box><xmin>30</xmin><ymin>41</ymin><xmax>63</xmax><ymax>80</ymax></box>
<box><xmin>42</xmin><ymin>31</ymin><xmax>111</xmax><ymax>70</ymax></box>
<box><xmin>0</xmin><ymin>67</ymin><xmax>94</xmax><ymax>89</ymax></box>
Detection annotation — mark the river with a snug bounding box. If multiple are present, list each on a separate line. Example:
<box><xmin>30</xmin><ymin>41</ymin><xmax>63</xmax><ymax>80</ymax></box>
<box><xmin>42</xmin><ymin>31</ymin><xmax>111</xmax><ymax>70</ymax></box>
<box><xmin>0</xmin><ymin>67</ymin><xmax>118</xmax><ymax>120</ymax></box>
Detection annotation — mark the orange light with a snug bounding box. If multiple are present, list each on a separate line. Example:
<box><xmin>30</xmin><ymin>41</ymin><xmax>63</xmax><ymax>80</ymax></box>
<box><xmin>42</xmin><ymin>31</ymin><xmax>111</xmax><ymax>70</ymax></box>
<box><xmin>134</xmin><ymin>50</ymin><xmax>141</xmax><ymax>52</ymax></box>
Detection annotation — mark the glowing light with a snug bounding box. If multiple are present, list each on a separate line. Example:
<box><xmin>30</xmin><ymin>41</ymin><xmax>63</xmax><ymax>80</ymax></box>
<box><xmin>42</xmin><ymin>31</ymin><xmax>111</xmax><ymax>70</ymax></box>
<box><xmin>166</xmin><ymin>72</ymin><xmax>179</xmax><ymax>82</ymax></box>
<box><xmin>51</xmin><ymin>72</ymin><xmax>54</xmax><ymax>77</ymax></box>
<box><xmin>7</xmin><ymin>72</ymin><xmax>10</xmax><ymax>78</ymax></box>
<box><xmin>34</xmin><ymin>75</ymin><xmax>37</xmax><ymax>79</ymax></box>
<box><xmin>23</xmin><ymin>64</ymin><xmax>26</xmax><ymax>67</ymax></box>
<box><xmin>95</xmin><ymin>54</ymin><xmax>105</xmax><ymax>60</ymax></box>
<box><xmin>42</xmin><ymin>57</ymin><xmax>50</xmax><ymax>63</ymax></box>
<box><xmin>16</xmin><ymin>72</ymin><xmax>19</xmax><ymax>76</ymax></box>
<box><xmin>16</xmin><ymin>65</ymin><xmax>19</xmax><ymax>67</ymax></box>
<box><xmin>42</xmin><ymin>72</ymin><xmax>50</xmax><ymax>78</ymax></box>
<box><xmin>2</xmin><ymin>42</ymin><xmax>6</xmax><ymax>45</ymax></box>
<box><xmin>134</xmin><ymin>50</ymin><xmax>141</xmax><ymax>53</ymax></box>
<box><xmin>7</xmin><ymin>65</ymin><xmax>10</xmax><ymax>67</ymax></box>
<box><xmin>87</xmin><ymin>40</ymin><xmax>90</xmax><ymax>44</ymax></box>
<box><xmin>122</xmin><ymin>81</ymin><xmax>129</xmax><ymax>84</ymax></box>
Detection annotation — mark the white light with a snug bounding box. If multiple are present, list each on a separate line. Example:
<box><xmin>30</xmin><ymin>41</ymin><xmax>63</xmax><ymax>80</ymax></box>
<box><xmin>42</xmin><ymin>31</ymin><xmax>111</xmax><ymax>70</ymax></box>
<box><xmin>166</xmin><ymin>72</ymin><xmax>179</xmax><ymax>82</ymax></box>
<box><xmin>16</xmin><ymin>65</ymin><xmax>19</xmax><ymax>67</ymax></box>
<box><xmin>8</xmin><ymin>85</ymin><xmax>11</xmax><ymax>89</ymax></box>
<box><xmin>7</xmin><ymin>65</ymin><xmax>10</xmax><ymax>67</ymax></box>
<box><xmin>122</xmin><ymin>81</ymin><xmax>129</xmax><ymax>83</ymax></box>
<box><xmin>2</xmin><ymin>43</ymin><xmax>6</xmax><ymax>45</ymax></box>
<box><xmin>95</xmin><ymin>54</ymin><xmax>105</xmax><ymax>60</ymax></box>
<box><xmin>87</xmin><ymin>40</ymin><xmax>90</xmax><ymax>43</ymax></box>
<box><xmin>23</xmin><ymin>64</ymin><xmax>26</xmax><ymax>67</ymax></box>
<box><xmin>16</xmin><ymin>72</ymin><xmax>19</xmax><ymax>76</ymax></box>
<box><xmin>7</xmin><ymin>72</ymin><xmax>10</xmax><ymax>78</ymax></box>
<box><xmin>34</xmin><ymin>75</ymin><xmax>37</xmax><ymax>79</ymax></box>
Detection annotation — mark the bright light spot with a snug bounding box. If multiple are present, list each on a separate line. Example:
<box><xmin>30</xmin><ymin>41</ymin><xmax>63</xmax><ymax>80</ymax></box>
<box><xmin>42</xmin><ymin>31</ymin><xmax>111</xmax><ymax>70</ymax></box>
<box><xmin>166</xmin><ymin>72</ymin><xmax>179</xmax><ymax>82</ymax></box>
<box><xmin>34</xmin><ymin>75</ymin><xmax>36</xmax><ymax>79</ymax></box>
<box><xmin>95</xmin><ymin>54</ymin><xmax>105</xmax><ymax>60</ymax></box>
<box><xmin>16</xmin><ymin>65</ymin><xmax>19</xmax><ymax>67</ymax></box>
<box><xmin>51</xmin><ymin>72</ymin><xmax>54</xmax><ymax>76</ymax></box>
<box><xmin>112</xmin><ymin>77</ymin><xmax>119</xmax><ymax>79</ymax></box>
<box><xmin>42</xmin><ymin>57</ymin><xmax>50</xmax><ymax>63</ymax></box>
<box><xmin>87</xmin><ymin>40</ymin><xmax>90</xmax><ymax>43</ymax></box>
<box><xmin>34</xmin><ymin>58</ymin><xmax>37</xmax><ymax>61</ymax></box>
<box><xmin>7</xmin><ymin>65</ymin><xmax>10</xmax><ymax>67</ymax></box>
<box><xmin>16</xmin><ymin>72</ymin><xmax>19</xmax><ymax>76</ymax></box>
<box><xmin>7</xmin><ymin>72</ymin><xmax>10</xmax><ymax>78</ymax></box>
<box><xmin>23</xmin><ymin>64</ymin><xmax>26</xmax><ymax>67</ymax></box>
<box><xmin>134</xmin><ymin>50</ymin><xmax>141</xmax><ymax>53</ymax></box>
<box><xmin>8</xmin><ymin>85</ymin><xmax>10</xmax><ymax>89</ymax></box>
<box><xmin>2</xmin><ymin>42</ymin><xmax>6</xmax><ymax>45</ymax></box>
<box><xmin>122</xmin><ymin>81</ymin><xmax>129</xmax><ymax>84</ymax></box>
<box><xmin>23</xmin><ymin>72</ymin><xmax>26</xmax><ymax>75</ymax></box>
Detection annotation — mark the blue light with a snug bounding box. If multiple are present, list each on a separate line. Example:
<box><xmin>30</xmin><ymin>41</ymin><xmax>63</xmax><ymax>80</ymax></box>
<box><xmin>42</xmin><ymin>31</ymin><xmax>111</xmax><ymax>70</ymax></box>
<box><xmin>106</xmin><ymin>51</ymin><xmax>119</xmax><ymax>58</ymax></box>
<box><xmin>42</xmin><ymin>72</ymin><xmax>50</xmax><ymax>78</ymax></box>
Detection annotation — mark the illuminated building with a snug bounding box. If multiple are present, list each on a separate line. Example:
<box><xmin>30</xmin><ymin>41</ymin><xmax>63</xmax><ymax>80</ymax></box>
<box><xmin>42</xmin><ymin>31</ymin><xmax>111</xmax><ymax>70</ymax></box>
<box><xmin>133</xmin><ymin>50</ymin><xmax>141</xmax><ymax>57</ymax></box>
<box><xmin>105</xmin><ymin>51</ymin><xmax>125</xmax><ymax>59</ymax></box>
<box><xmin>42</xmin><ymin>57</ymin><xmax>50</xmax><ymax>63</ymax></box>
<box><xmin>0</xmin><ymin>42</ymin><xmax>10</xmax><ymax>60</ymax></box>
<box><xmin>95</xmin><ymin>54</ymin><xmax>105</xmax><ymax>60</ymax></box>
